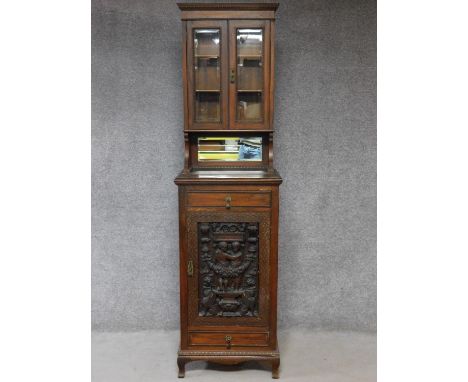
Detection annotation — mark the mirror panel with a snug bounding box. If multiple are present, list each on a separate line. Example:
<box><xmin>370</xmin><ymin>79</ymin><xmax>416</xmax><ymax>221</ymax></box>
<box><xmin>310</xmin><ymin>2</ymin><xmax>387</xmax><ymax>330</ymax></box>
<box><xmin>198</xmin><ymin>136</ymin><xmax>262</xmax><ymax>162</ymax></box>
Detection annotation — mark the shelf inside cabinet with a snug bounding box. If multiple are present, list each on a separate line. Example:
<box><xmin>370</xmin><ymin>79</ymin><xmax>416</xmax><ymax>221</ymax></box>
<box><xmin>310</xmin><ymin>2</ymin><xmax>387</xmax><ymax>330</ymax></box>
<box><xmin>238</xmin><ymin>54</ymin><xmax>262</xmax><ymax>58</ymax></box>
<box><xmin>195</xmin><ymin>55</ymin><xmax>220</xmax><ymax>58</ymax></box>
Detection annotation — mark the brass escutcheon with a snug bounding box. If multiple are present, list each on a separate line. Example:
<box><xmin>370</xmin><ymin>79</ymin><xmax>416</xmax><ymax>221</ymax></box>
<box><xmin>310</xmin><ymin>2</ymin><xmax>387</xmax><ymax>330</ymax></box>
<box><xmin>225</xmin><ymin>195</ymin><xmax>232</xmax><ymax>209</ymax></box>
<box><xmin>225</xmin><ymin>335</ymin><xmax>232</xmax><ymax>349</ymax></box>
<box><xmin>230</xmin><ymin>69</ymin><xmax>235</xmax><ymax>83</ymax></box>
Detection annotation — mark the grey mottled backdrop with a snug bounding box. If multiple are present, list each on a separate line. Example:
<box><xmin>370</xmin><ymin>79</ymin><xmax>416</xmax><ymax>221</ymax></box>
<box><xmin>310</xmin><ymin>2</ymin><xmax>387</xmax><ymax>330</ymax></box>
<box><xmin>92</xmin><ymin>0</ymin><xmax>376</xmax><ymax>332</ymax></box>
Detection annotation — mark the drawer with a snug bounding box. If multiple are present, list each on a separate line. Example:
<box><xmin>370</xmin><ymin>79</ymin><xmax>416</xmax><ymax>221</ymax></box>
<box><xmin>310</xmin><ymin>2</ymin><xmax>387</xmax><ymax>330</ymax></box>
<box><xmin>187</xmin><ymin>191</ymin><xmax>271</xmax><ymax>208</ymax></box>
<box><xmin>189</xmin><ymin>331</ymin><xmax>269</xmax><ymax>347</ymax></box>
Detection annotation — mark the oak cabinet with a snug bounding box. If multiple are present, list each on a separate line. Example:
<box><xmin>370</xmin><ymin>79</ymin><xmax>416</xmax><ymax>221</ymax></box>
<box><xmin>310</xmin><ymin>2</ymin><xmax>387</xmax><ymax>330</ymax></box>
<box><xmin>175</xmin><ymin>2</ymin><xmax>281</xmax><ymax>378</ymax></box>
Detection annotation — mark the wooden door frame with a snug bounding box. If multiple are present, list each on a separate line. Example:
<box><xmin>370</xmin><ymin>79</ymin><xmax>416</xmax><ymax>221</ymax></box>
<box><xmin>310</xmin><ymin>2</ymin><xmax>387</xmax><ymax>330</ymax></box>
<box><xmin>187</xmin><ymin>20</ymin><xmax>229</xmax><ymax>130</ymax></box>
<box><xmin>228</xmin><ymin>20</ymin><xmax>271</xmax><ymax>130</ymax></box>
<box><xmin>185</xmin><ymin>210</ymin><xmax>271</xmax><ymax>330</ymax></box>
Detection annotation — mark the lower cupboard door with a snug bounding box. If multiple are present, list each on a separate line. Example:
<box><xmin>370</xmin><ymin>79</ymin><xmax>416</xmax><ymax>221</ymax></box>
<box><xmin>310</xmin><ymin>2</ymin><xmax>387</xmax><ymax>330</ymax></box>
<box><xmin>185</xmin><ymin>210</ymin><xmax>271</xmax><ymax>329</ymax></box>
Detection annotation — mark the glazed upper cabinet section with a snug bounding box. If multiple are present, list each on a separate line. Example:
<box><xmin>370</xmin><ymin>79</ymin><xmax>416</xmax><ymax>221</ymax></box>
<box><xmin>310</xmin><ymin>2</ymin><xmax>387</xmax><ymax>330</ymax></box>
<box><xmin>186</xmin><ymin>20</ymin><xmax>271</xmax><ymax>130</ymax></box>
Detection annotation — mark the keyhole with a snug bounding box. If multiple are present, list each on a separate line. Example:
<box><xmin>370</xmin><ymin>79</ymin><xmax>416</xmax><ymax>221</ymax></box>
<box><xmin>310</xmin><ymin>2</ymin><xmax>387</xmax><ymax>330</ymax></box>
<box><xmin>225</xmin><ymin>335</ymin><xmax>232</xmax><ymax>349</ymax></box>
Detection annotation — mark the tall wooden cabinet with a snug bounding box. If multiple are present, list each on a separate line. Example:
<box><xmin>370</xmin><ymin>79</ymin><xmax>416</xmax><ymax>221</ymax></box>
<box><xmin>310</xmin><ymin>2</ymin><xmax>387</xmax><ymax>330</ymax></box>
<box><xmin>174</xmin><ymin>3</ymin><xmax>282</xmax><ymax>378</ymax></box>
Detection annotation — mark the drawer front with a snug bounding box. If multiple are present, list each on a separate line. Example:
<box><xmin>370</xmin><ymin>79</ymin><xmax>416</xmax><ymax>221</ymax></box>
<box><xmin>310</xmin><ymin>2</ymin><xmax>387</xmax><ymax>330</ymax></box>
<box><xmin>189</xmin><ymin>331</ymin><xmax>269</xmax><ymax>347</ymax></box>
<box><xmin>187</xmin><ymin>191</ymin><xmax>271</xmax><ymax>208</ymax></box>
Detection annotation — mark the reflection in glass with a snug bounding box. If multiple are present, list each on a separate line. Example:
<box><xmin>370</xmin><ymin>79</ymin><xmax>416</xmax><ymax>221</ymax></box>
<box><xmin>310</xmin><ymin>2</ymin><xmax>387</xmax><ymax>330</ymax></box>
<box><xmin>194</xmin><ymin>29</ymin><xmax>221</xmax><ymax>122</ymax></box>
<box><xmin>236</xmin><ymin>28</ymin><xmax>263</xmax><ymax>122</ymax></box>
<box><xmin>198</xmin><ymin>137</ymin><xmax>262</xmax><ymax>162</ymax></box>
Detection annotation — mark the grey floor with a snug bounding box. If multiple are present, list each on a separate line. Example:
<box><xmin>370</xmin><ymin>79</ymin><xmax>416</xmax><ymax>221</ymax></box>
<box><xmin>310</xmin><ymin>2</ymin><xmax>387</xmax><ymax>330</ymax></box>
<box><xmin>92</xmin><ymin>329</ymin><xmax>376</xmax><ymax>381</ymax></box>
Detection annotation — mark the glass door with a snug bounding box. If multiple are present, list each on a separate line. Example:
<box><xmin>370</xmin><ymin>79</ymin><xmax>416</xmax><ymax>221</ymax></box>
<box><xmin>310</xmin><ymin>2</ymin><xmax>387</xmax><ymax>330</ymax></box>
<box><xmin>229</xmin><ymin>20</ymin><xmax>270</xmax><ymax>130</ymax></box>
<box><xmin>187</xmin><ymin>20</ymin><xmax>228</xmax><ymax>130</ymax></box>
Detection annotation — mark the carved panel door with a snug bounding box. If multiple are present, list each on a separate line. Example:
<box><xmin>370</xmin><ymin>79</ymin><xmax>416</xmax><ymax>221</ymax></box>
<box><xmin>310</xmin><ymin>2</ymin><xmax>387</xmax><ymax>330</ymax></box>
<box><xmin>186</xmin><ymin>210</ymin><xmax>271</xmax><ymax>329</ymax></box>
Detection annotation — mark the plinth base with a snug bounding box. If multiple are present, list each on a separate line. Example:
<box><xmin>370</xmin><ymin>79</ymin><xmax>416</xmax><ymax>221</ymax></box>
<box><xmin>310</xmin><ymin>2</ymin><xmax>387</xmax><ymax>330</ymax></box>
<box><xmin>177</xmin><ymin>348</ymin><xmax>280</xmax><ymax>378</ymax></box>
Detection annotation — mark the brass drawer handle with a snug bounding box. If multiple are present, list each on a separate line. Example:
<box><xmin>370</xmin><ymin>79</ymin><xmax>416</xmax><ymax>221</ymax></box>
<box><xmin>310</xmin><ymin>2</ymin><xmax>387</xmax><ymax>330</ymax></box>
<box><xmin>187</xmin><ymin>259</ymin><xmax>193</xmax><ymax>277</ymax></box>
<box><xmin>225</xmin><ymin>195</ymin><xmax>231</xmax><ymax>209</ymax></box>
<box><xmin>225</xmin><ymin>335</ymin><xmax>232</xmax><ymax>349</ymax></box>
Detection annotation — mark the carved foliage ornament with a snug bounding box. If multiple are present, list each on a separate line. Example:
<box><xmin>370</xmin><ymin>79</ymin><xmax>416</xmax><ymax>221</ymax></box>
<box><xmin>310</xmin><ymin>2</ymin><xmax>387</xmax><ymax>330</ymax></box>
<box><xmin>198</xmin><ymin>222</ymin><xmax>259</xmax><ymax>317</ymax></box>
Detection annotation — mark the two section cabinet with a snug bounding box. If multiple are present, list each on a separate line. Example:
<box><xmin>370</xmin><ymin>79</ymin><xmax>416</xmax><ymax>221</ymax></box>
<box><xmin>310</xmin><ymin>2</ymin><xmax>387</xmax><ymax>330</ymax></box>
<box><xmin>175</xmin><ymin>3</ymin><xmax>282</xmax><ymax>379</ymax></box>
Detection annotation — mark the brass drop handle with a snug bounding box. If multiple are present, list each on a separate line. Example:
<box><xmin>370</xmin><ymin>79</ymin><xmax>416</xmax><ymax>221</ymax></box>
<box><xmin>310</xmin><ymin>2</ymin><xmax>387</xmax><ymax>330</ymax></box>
<box><xmin>230</xmin><ymin>69</ymin><xmax>235</xmax><ymax>83</ymax></box>
<box><xmin>225</xmin><ymin>195</ymin><xmax>232</xmax><ymax>209</ymax></box>
<box><xmin>187</xmin><ymin>259</ymin><xmax>193</xmax><ymax>277</ymax></box>
<box><xmin>225</xmin><ymin>335</ymin><xmax>232</xmax><ymax>349</ymax></box>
